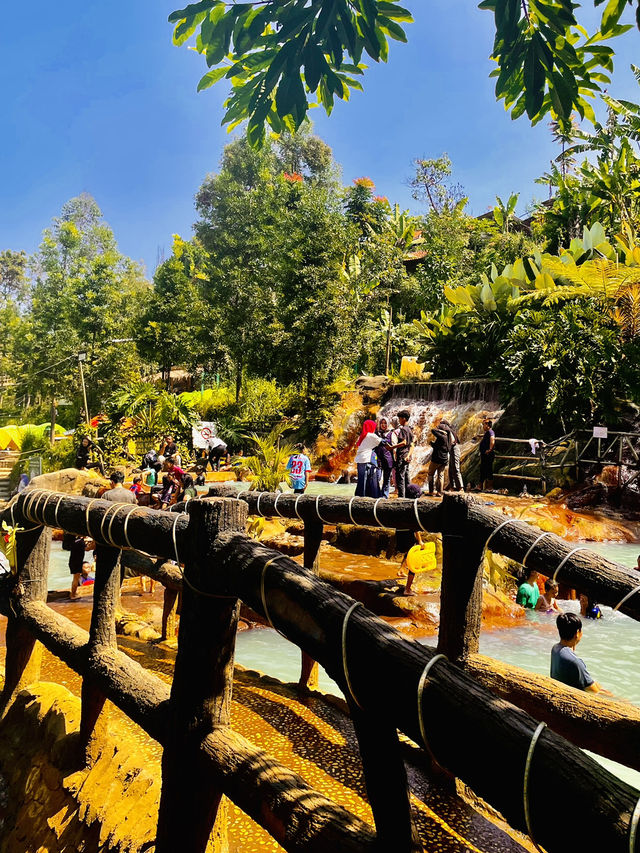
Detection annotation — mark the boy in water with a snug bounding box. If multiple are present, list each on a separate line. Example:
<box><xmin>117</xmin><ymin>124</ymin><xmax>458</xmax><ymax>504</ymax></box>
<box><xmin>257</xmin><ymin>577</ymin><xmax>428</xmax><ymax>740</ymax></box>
<box><xmin>550</xmin><ymin>612</ymin><xmax>611</xmax><ymax>693</ymax></box>
<box><xmin>516</xmin><ymin>569</ymin><xmax>540</xmax><ymax>609</ymax></box>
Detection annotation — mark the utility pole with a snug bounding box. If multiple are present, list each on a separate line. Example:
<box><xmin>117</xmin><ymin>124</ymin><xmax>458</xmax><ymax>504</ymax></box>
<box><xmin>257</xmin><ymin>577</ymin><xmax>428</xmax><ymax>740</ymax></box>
<box><xmin>385</xmin><ymin>302</ymin><xmax>393</xmax><ymax>375</ymax></box>
<box><xmin>49</xmin><ymin>397</ymin><xmax>56</xmax><ymax>446</ymax></box>
<box><xmin>78</xmin><ymin>352</ymin><xmax>89</xmax><ymax>426</ymax></box>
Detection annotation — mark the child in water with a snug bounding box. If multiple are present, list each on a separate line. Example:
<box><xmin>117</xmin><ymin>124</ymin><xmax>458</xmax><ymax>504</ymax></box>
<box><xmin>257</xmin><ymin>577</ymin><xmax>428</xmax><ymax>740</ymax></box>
<box><xmin>536</xmin><ymin>579</ymin><xmax>562</xmax><ymax>613</ymax></box>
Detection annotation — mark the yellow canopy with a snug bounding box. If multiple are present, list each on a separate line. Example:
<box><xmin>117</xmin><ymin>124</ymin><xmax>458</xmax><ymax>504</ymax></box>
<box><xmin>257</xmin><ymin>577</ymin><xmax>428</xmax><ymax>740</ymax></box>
<box><xmin>0</xmin><ymin>423</ymin><xmax>66</xmax><ymax>451</ymax></box>
<box><xmin>0</xmin><ymin>426</ymin><xmax>21</xmax><ymax>450</ymax></box>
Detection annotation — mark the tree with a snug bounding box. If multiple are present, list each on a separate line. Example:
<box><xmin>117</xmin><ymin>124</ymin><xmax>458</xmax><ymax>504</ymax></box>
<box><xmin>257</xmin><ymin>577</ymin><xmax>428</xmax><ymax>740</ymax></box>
<box><xmin>16</xmin><ymin>195</ymin><xmax>149</xmax><ymax>421</ymax></box>
<box><xmin>0</xmin><ymin>251</ymin><xmax>29</xmax><ymax>406</ymax></box>
<box><xmin>498</xmin><ymin>303</ymin><xmax>626</xmax><ymax>431</ymax></box>
<box><xmin>168</xmin><ymin>0</ymin><xmax>639</xmax><ymax>143</ymax></box>
<box><xmin>409</xmin><ymin>155</ymin><xmax>466</xmax><ymax>214</ymax></box>
<box><xmin>493</xmin><ymin>193</ymin><xmax>520</xmax><ymax>233</ymax></box>
<box><xmin>137</xmin><ymin>235</ymin><xmax>222</xmax><ymax>383</ymax></box>
<box><xmin>195</xmin><ymin>133</ymin><xmax>359</xmax><ymax>399</ymax></box>
<box><xmin>0</xmin><ymin>250</ymin><xmax>29</xmax><ymax>303</ymax></box>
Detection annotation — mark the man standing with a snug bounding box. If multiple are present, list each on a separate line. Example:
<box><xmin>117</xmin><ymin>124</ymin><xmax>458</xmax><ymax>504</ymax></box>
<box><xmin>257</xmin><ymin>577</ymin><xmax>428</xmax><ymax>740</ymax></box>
<box><xmin>478</xmin><ymin>418</ymin><xmax>495</xmax><ymax>491</ymax></box>
<box><xmin>394</xmin><ymin>409</ymin><xmax>413</xmax><ymax>498</ymax></box>
<box><xmin>95</xmin><ymin>471</ymin><xmax>137</xmax><ymax>590</ymax></box>
<box><xmin>102</xmin><ymin>471</ymin><xmax>137</xmax><ymax>506</ymax></box>
<box><xmin>286</xmin><ymin>444</ymin><xmax>311</xmax><ymax>494</ymax></box>
<box><xmin>426</xmin><ymin>422</ymin><xmax>452</xmax><ymax>497</ymax></box>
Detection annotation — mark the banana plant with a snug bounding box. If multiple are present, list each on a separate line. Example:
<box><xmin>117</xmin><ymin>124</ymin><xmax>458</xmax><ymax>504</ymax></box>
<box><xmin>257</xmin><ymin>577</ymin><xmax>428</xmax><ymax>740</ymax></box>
<box><xmin>412</xmin><ymin>305</ymin><xmax>461</xmax><ymax>340</ymax></box>
<box><xmin>385</xmin><ymin>204</ymin><xmax>424</xmax><ymax>255</ymax></box>
<box><xmin>561</xmin><ymin>221</ymin><xmax>617</xmax><ymax>263</ymax></box>
<box><xmin>493</xmin><ymin>193</ymin><xmax>519</xmax><ymax>234</ymax></box>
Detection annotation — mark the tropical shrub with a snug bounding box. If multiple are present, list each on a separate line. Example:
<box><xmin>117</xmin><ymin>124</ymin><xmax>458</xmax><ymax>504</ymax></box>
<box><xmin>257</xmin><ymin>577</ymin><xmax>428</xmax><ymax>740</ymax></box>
<box><xmin>240</xmin><ymin>423</ymin><xmax>295</xmax><ymax>492</ymax></box>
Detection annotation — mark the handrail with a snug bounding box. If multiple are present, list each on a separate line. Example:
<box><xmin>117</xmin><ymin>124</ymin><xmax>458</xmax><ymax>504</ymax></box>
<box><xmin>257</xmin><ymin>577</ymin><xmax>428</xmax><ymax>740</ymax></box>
<box><xmin>1</xmin><ymin>488</ymin><xmax>639</xmax><ymax>853</ymax></box>
<box><xmin>209</xmin><ymin>486</ymin><xmax>640</xmax><ymax>622</ymax></box>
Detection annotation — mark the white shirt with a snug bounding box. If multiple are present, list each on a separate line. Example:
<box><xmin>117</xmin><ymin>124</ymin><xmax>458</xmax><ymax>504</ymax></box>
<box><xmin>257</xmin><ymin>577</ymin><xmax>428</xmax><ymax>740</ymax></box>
<box><xmin>354</xmin><ymin>433</ymin><xmax>382</xmax><ymax>464</ymax></box>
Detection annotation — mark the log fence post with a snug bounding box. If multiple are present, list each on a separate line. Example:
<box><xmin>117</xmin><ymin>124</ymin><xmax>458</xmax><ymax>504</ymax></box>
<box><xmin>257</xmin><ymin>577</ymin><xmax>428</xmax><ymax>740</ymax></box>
<box><xmin>299</xmin><ymin>518</ymin><xmax>322</xmax><ymax>691</ymax></box>
<box><xmin>161</xmin><ymin>586</ymin><xmax>180</xmax><ymax>641</ymax></box>
<box><xmin>0</xmin><ymin>514</ymin><xmax>50</xmax><ymax>716</ymax></box>
<box><xmin>437</xmin><ymin>494</ymin><xmax>486</xmax><ymax>661</ymax></box>
<box><xmin>348</xmin><ymin>703</ymin><xmax>422</xmax><ymax>852</ymax></box>
<box><xmin>79</xmin><ymin>543</ymin><xmax>121</xmax><ymax>756</ymax></box>
<box><xmin>155</xmin><ymin>497</ymin><xmax>247</xmax><ymax>853</ymax></box>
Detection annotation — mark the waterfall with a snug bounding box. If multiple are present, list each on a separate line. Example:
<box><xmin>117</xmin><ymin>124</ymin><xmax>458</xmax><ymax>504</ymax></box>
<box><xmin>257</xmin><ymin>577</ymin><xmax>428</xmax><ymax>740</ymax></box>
<box><xmin>379</xmin><ymin>382</ymin><xmax>504</xmax><ymax>483</ymax></box>
<box><xmin>390</xmin><ymin>379</ymin><xmax>501</xmax><ymax>406</ymax></box>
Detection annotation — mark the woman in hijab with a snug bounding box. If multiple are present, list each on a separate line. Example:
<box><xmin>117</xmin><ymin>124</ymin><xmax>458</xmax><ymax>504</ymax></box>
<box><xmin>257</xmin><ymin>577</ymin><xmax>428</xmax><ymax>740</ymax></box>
<box><xmin>354</xmin><ymin>419</ymin><xmax>383</xmax><ymax>497</ymax></box>
<box><xmin>376</xmin><ymin>417</ymin><xmax>395</xmax><ymax>498</ymax></box>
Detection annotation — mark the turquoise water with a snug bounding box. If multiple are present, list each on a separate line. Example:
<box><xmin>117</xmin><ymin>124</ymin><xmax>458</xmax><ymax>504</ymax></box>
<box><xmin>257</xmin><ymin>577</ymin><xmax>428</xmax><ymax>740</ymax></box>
<box><xmin>229</xmin><ymin>481</ymin><xmax>357</xmax><ymax>498</ymax></box>
<box><xmin>48</xmin><ymin>540</ymin><xmax>94</xmax><ymax>592</ymax></box>
<box><xmin>235</xmin><ymin>538</ymin><xmax>640</xmax><ymax>790</ymax></box>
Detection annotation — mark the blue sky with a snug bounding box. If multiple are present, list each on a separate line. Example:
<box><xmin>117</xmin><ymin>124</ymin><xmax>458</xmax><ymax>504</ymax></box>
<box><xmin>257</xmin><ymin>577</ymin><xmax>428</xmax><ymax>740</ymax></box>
<box><xmin>1</xmin><ymin>0</ymin><xmax>639</xmax><ymax>274</ymax></box>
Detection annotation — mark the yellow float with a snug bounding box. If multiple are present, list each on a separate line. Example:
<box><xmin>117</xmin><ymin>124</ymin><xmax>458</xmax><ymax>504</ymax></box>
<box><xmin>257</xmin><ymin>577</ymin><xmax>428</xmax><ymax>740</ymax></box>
<box><xmin>406</xmin><ymin>541</ymin><xmax>437</xmax><ymax>573</ymax></box>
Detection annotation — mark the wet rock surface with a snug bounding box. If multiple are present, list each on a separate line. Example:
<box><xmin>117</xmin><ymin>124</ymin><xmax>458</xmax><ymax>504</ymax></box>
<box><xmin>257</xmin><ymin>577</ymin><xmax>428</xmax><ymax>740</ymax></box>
<box><xmin>0</xmin><ymin>618</ymin><xmax>535</xmax><ymax>853</ymax></box>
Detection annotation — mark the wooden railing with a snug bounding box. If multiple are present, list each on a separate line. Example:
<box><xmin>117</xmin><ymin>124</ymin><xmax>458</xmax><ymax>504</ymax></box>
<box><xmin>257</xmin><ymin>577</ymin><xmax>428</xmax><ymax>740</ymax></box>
<box><xmin>0</xmin><ymin>486</ymin><xmax>639</xmax><ymax>853</ymax></box>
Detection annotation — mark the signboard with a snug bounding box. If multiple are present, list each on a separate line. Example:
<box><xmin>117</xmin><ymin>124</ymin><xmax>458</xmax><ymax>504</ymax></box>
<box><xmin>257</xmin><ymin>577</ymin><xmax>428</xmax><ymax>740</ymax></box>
<box><xmin>593</xmin><ymin>426</ymin><xmax>608</xmax><ymax>439</ymax></box>
<box><xmin>192</xmin><ymin>421</ymin><xmax>217</xmax><ymax>449</ymax></box>
<box><xmin>28</xmin><ymin>456</ymin><xmax>42</xmax><ymax>479</ymax></box>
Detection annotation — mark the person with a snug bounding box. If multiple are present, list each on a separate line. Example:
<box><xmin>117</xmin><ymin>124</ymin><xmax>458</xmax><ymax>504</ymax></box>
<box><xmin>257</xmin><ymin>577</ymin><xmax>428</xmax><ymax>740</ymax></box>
<box><xmin>195</xmin><ymin>466</ymin><xmax>207</xmax><ymax>487</ymax></box>
<box><xmin>179</xmin><ymin>473</ymin><xmax>197</xmax><ymax>502</ymax></box>
<box><xmin>516</xmin><ymin>569</ymin><xmax>540</xmax><ymax>609</ymax></box>
<box><xmin>354</xmin><ymin>420</ymin><xmax>383</xmax><ymax>498</ymax></box>
<box><xmin>141</xmin><ymin>448</ymin><xmax>158</xmax><ymax>470</ymax></box>
<box><xmin>207</xmin><ymin>436</ymin><xmax>229</xmax><ymax>471</ymax></box>
<box><xmin>375</xmin><ymin>418</ymin><xmax>395</xmax><ymax>499</ymax></box>
<box><xmin>446</xmin><ymin>422</ymin><xmax>464</xmax><ymax>492</ymax></box>
<box><xmin>551</xmin><ymin>612</ymin><xmax>611</xmax><ymax>693</ymax></box>
<box><xmin>536</xmin><ymin>578</ymin><xmax>562</xmax><ymax>613</ymax></box>
<box><xmin>64</xmin><ymin>532</ymin><xmax>88</xmax><ymax>600</ymax></box>
<box><xmin>129</xmin><ymin>476</ymin><xmax>143</xmax><ymax>499</ymax></box>
<box><xmin>580</xmin><ymin>594</ymin><xmax>602</xmax><ymax>620</ymax></box>
<box><xmin>426</xmin><ymin>421</ymin><xmax>452</xmax><ymax>497</ymax></box>
<box><xmin>80</xmin><ymin>560</ymin><xmax>95</xmax><ymax>587</ymax></box>
<box><xmin>160</xmin><ymin>435</ymin><xmax>177</xmax><ymax>459</ymax></box>
<box><xmin>394</xmin><ymin>410</ymin><xmax>414</xmax><ymax>498</ymax></box>
<box><xmin>155</xmin><ymin>475</ymin><xmax>177</xmax><ymax>510</ymax></box>
<box><xmin>477</xmin><ymin>419</ymin><xmax>495</xmax><ymax>491</ymax></box>
<box><xmin>13</xmin><ymin>473</ymin><xmax>29</xmax><ymax>497</ymax></box>
<box><xmin>166</xmin><ymin>459</ymin><xmax>185</xmax><ymax>485</ymax></box>
<box><xmin>75</xmin><ymin>436</ymin><xmax>105</xmax><ymax>476</ymax></box>
<box><xmin>103</xmin><ymin>471</ymin><xmax>138</xmax><ymax>506</ymax></box>
<box><xmin>286</xmin><ymin>444</ymin><xmax>312</xmax><ymax>494</ymax></box>
<box><xmin>94</xmin><ymin>472</ymin><xmax>138</xmax><ymax>592</ymax></box>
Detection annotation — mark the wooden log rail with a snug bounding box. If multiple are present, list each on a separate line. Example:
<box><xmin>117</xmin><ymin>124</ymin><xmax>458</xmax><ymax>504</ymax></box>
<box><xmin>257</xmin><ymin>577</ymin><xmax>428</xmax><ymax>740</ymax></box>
<box><xmin>1</xmin><ymin>488</ymin><xmax>639</xmax><ymax>853</ymax></box>
<box><xmin>0</xmin><ymin>494</ymin><xmax>376</xmax><ymax>853</ymax></box>
<box><xmin>2</xmin><ymin>488</ymin><xmax>190</xmax><ymax>562</ymax></box>
<box><xmin>181</xmin><ymin>531</ymin><xmax>640</xmax><ymax>853</ymax></box>
<box><xmin>208</xmin><ymin>486</ymin><xmax>640</xmax><ymax>622</ymax></box>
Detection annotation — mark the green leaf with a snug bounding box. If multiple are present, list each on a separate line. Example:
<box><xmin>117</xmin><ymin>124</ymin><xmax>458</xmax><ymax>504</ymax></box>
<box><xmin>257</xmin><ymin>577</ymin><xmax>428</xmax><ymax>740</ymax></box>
<box><xmin>601</xmin><ymin>0</ymin><xmax>629</xmax><ymax>34</ymax></box>
<box><xmin>377</xmin><ymin>2</ymin><xmax>414</xmax><ymax>22</ymax></box>
<box><xmin>197</xmin><ymin>67</ymin><xmax>228</xmax><ymax>91</ymax></box>
<box><xmin>169</xmin><ymin>0</ymin><xmax>217</xmax><ymax>24</ymax></box>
